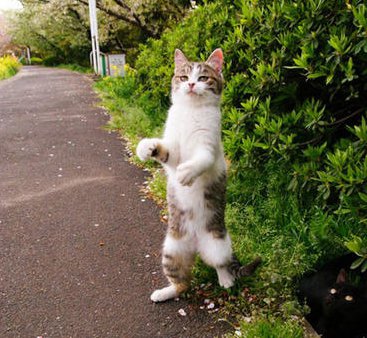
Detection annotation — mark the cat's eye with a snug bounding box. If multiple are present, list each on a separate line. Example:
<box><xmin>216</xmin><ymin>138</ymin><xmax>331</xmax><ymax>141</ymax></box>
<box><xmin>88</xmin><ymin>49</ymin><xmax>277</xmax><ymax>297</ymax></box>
<box><xmin>345</xmin><ymin>295</ymin><xmax>354</xmax><ymax>301</ymax></box>
<box><xmin>198</xmin><ymin>76</ymin><xmax>209</xmax><ymax>82</ymax></box>
<box><xmin>330</xmin><ymin>288</ymin><xmax>337</xmax><ymax>294</ymax></box>
<box><xmin>180</xmin><ymin>76</ymin><xmax>189</xmax><ymax>82</ymax></box>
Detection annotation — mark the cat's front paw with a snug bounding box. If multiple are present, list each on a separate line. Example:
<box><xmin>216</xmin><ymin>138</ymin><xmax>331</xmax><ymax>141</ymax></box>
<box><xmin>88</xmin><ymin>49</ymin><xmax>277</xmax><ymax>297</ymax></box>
<box><xmin>176</xmin><ymin>162</ymin><xmax>198</xmax><ymax>186</ymax></box>
<box><xmin>136</xmin><ymin>138</ymin><xmax>158</xmax><ymax>161</ymax></box>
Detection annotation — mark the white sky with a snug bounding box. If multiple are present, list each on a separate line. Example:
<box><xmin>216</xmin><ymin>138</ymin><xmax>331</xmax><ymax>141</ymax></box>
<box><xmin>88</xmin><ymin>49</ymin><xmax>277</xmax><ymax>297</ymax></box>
<box><xmin>0</xmin><ymin>0</ymin><xmax>23</xmax><ymax>11</ymax></box>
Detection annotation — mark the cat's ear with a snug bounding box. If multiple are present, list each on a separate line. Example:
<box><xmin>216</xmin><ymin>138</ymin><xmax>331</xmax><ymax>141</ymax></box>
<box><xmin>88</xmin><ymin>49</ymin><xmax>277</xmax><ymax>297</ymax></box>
<box><xmin>336</xmin><ymin>268</ymin><xmax>347</xmax><ymax>284</ymax></box>
<box><xmin>174</xmin><ymin>49</ymin><xmax>189</xmax><ymax>69</ymax></box>
<box><xmin>206</xmin><ymin>48</ymin><xmax>224</xmax><ymax>74</ymax></box>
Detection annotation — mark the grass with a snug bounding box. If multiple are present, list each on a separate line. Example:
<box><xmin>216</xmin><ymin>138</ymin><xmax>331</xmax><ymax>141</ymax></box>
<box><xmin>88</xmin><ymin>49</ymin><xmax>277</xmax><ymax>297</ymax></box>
<box><xmin>57</xmin><ymin>63</ymin><xmax>93</xmax><ymax>74</ymax></box>
<box><xmin>96</xmin><ymin>77</ymin><xmax>161</xmax><ymax>136</ymax></box>
<box><xmin>94</xmin><ymin>75</ymin><xmax>352</xmax><ymax>336</ymax></box>
<box><xmin>0</xmin><ymin>56</ymin><xmax>21</xmax><ymax>80</ymax></box>
<box><xmin>233</xmin><ymin>317</ymin><xmax>305</xmax><ymax>338</ymax></box>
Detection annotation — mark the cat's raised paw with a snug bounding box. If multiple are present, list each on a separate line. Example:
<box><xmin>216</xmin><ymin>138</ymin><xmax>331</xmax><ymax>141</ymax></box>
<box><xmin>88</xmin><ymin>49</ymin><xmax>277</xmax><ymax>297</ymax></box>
<box><xmin>150</xmin><ymin>285</ymin><xmax>179</xmax><ymax>302</ymax></box>
<box><xmin>136</xmin><ymin>138</ymin><xmax>158</xmax><ymax>161</ymax></box>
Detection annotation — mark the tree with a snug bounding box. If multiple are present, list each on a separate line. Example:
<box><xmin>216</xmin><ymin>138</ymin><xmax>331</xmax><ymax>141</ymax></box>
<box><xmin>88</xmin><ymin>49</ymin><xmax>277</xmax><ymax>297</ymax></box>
<box><xmin>0</xmin><ymin>13</ymin><xmax>12</xmax><ymax>55</ymax></box>
<box><xmin>9</xmin><ymin>0</ymin><xmax>194</xmax><ymax>65</ymax></box>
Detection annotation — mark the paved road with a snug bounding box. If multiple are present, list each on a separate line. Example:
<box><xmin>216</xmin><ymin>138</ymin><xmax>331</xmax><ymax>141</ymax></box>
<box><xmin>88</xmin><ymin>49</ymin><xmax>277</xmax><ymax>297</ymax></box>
<box><xmin>0</xmin><ymin>67</ymin><xmax>230</xmax><ymax>338</ymax></box>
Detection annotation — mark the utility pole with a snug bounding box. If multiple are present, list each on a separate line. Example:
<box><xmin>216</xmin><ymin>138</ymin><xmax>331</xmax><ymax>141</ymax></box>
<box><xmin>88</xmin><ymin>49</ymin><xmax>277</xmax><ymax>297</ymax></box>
<box><xmin>88</xmin><ymin>0</ymin><xmax>102</xmax><ymax>74</ymax></box>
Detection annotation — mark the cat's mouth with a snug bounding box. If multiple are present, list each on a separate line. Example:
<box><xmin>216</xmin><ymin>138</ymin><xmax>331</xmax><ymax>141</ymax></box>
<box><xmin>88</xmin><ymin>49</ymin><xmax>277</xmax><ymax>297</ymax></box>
<box><xmin>187</xmin><ymin>89</ymin><xmax>202</xmax><ymax>97</ymax></box>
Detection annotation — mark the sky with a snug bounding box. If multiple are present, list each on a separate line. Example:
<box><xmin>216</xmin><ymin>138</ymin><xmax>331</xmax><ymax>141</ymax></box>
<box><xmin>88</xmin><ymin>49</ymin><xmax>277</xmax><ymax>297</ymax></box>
<box><xmin>0</xmin><ymin>0</ymin><xmax>23</xmax><ymax>11</ymax></box>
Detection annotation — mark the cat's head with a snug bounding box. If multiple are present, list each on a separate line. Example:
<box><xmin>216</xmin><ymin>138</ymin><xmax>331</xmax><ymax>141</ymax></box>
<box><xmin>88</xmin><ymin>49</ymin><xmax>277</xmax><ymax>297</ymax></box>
<box><xmin>323</xmin><ymin>268</ymin><xmax>364</xmax><ymax>317</ymax></box>
<box><xmin>171</xmin><ymin>49</ymin><xmax>224</xmax><ymax>102</ymax></box>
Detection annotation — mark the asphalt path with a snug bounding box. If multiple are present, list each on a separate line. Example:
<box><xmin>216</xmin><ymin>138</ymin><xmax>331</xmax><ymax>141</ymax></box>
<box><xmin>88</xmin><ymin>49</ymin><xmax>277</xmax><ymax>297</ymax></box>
<box><xmin>0</xmin><ymin>67</ymin><xmax>230</xmax><ymax>338</ymax></box>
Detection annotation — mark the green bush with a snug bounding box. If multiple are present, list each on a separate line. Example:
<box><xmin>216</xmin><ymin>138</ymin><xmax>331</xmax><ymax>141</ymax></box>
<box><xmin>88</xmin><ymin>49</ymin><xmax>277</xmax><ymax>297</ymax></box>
<box><xmin>43</xmin><ymin>56</ymin><xmax>63</xmax><ymax>66</ymax></box>
<box><xmin>0</xmin><ymin>56</ymin><xmax>21</xmax><ymax>80</ymax></box>
<box><xmin>96</xmin><ymin>0</ymin><xmax>367</xmax><ymax>333</ymax></box>
<box><xmin>30</xmin><ymin>57</ymin><xmax>43</xmax><ymax>65</ymax></box>
<box><xmin>106</xmin><ymin>0</ymin><xmax>367</xmax><ymax>257</ymax></box>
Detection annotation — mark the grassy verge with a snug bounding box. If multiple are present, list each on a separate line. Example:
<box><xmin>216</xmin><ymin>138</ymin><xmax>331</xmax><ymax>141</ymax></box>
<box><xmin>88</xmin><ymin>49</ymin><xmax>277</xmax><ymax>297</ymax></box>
<box><xmin>94</xmin><ymin>75</ymin><xmax>353</xmax><ymax>336</ymax></box>
<box><xmin>57</xmin><ymin>63</ymin><xmax>93</xmax><ymax>74</ymax></box>
<box><xmin>0</xmin><ymin>56</ymin><xmax>21</xmax><ymax>80</ymax></box>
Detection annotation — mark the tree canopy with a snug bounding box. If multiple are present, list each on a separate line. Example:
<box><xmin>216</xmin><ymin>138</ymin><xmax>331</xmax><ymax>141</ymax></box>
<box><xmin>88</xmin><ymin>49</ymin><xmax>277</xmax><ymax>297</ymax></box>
<box><xmin>8</xmin><ymin>0</ymin><xmax>196</xmax><ymax>64</ymax></box>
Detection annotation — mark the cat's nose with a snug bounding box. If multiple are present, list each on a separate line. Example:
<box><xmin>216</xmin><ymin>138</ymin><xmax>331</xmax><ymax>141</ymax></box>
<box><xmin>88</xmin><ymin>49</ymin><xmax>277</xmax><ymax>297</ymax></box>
<box><xmin>188</xmin><ymin>83</ymin><xmax>195</xmax><ymax>89</ymax></box>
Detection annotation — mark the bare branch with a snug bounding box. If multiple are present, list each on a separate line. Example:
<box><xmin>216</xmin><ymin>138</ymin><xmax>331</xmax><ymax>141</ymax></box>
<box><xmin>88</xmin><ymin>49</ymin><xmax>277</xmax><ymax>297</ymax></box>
<box><xmin>77</xmin><ymin>0</ymin><xmax>155</xmax><ymax>37</ymax></box>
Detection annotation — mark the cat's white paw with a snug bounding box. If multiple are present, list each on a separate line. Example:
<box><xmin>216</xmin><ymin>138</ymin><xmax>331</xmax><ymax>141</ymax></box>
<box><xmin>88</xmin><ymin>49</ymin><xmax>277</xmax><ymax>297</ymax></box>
<box><xmin>136</xmin><ymin>138</ymin><xmax>158</xmax><ymax>161</ymax></box>
<box><xmin>217</xmin><ymin>268</ymin><xmax>235</xmax><ymax>289</ymax></box>
<box><xmin>176</xmin><ymin>162</ymin><xmax>197</xmax><ymax>186</ymax></box>
<box><xmin>150</xmin><ymin>285</ymin><xmax>179</xmax><ymax>302</ymax></box>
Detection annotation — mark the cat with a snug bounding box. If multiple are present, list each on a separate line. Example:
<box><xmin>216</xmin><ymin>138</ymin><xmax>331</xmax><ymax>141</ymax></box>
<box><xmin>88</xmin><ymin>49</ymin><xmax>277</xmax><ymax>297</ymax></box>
<box><xmin>298</xmin><ymin>254</ymin><xmax>367</xmax><ymax>338</ymax></box>
<box><xmin>136</xmin><ymin>48</ymin><xmax>260</xmax><ymax>302</ymax></box>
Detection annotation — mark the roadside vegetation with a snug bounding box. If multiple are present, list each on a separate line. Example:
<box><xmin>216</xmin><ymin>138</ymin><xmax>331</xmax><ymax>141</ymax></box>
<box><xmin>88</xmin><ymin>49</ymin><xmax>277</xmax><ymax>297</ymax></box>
<box><xmin>0</xmin><ymin>55</ymin><xmax>21</xmax><ymax>80</ymax></box>
<box><xmin>57</xmin><ymin>64</ymin><xmax>92</xmax><ymax>74</ymax></box>
<box><xmin>7</xmin><ymin>0</ymin><xmax>198</xmax><ymax>66</ymax></box>
<box><xmin>96</xmin><ymin>0</ymin><xmax>367</xmax><ymax>336</ymax></box>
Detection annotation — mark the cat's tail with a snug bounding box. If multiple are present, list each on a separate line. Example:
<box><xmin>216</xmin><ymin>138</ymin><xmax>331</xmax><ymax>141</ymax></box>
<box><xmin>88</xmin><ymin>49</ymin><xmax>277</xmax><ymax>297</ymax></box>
<box><xmin>229</xmin><ymin>256</ymin><xmax>262</xmax><ymax>279</ymax></box>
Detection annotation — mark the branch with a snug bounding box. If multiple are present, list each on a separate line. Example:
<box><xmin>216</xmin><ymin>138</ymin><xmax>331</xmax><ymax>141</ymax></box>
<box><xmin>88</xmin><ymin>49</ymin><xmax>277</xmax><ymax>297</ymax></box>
<box><xmin>67</xmin><ymin>6</ymin><xmax>90</xmax><ymax>32</ymax></box>
<box><xmin>77</xmin><ymin>0</ymin><xmax>155</xmax><ymax>37</ymax></box>
<box><xmin>111</xmin><ymin>0</ymin><xmax>144</xmax><ymax>29</ymax></box>
<box><xmin>325</xmin><ymin>108</ymin><xmax>365</xmax><ymax>127</ymax></box>
<box><xmin>295</xmin><ymin>108</ymin><xmax>365</xmax><ymax>148</ymax></box>
<box><xmin>33</xmin><ymin>31</ymin><xmax>64</xmax><ymax>56</ymax></box>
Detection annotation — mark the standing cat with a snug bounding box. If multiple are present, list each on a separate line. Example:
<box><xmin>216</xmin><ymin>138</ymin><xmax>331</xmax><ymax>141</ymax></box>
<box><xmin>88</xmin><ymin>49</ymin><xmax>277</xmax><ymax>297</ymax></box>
<box><xmin>137</xmin><ymin>49</ymin><xmax>260</xmax><ymax>302</ymax></box>
<box><xmin>298</xmin><ymin>254</ymin><xmax>367</xmax><ymax>338</ymax></box>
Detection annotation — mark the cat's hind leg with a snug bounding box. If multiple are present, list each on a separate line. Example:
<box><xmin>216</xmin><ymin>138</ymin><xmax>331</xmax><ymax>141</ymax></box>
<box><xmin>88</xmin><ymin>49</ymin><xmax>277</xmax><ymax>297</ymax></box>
<box><xmin>197</xmin><ymin>230</ymin><xmax>236</xmax><ymax>288</ymax></box>
<box><xmin>151</xmin><ymin>234</ymin><xmax>195</xmax><ymax>302</ymax></box>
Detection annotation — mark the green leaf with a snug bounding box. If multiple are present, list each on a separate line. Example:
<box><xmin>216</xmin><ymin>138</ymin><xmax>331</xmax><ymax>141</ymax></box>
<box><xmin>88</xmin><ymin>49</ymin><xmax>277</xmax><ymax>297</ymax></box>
<box><xmin>326</xmin><ymin>73</ymin><xmax>334</xmax><ymax>84</ymax></box>
<box><xmin>351</xmin><ymin>257</ymin><xmax>365</xmax><ymax>270</ymax></box>
<box><xmin>362</xmin><ymin>260</ymin><xmax>367</xmax><ymax>273</ymax></box>
<box><xmin>359</xmin><ymin>192</ymin><xmax>367</xmax><ymax>203</ymax></box>
<box><xmin>345</xmin><ymin>236</ymin><xmax>363</xmax><ymax>253</ymax></box>
<box><xmin>307</xmin><ymin>72</ymin><xmax>326</xmax><ymax>79</ymax></box>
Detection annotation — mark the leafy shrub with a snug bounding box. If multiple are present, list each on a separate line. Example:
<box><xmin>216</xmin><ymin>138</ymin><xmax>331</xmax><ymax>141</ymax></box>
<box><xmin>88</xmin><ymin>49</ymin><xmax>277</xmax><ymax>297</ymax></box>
<box><xmin>43</xmin><ymin>56</ymin><xmax>63</xmax><ymax>66</ymax></box>
<box><xmin>105</xmin><ymin>0</ymin><xmax>367</xmax><ymax>259</ymax></box>
<box><xmin>30</xmin><ymin>57</ymin><xmax>43</xmax><ymax>65</ymax></box>
<box><xmin>95</xmin><ymin>1</ymin><xmax>367</xmax><ymax>334</ymax></box>
<box><xmin>0</xmin><ymin>56</ymin><xmax>21</xmax><ymax>80</ymax></box>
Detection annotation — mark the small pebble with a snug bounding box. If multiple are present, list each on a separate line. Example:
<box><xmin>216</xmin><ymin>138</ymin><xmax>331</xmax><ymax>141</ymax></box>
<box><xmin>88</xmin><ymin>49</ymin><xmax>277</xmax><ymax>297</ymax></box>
<box><xmin>178</xmin><ymin>308</ymin><xmax>187</xmax><ymax>316</ymax></box>
<box><xmin>207</xmin><ymin>302</ymin><xmax>215</xmax><ymax>309</ymax></box>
